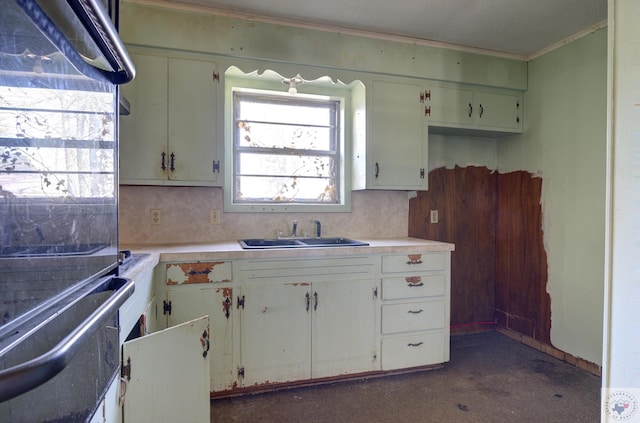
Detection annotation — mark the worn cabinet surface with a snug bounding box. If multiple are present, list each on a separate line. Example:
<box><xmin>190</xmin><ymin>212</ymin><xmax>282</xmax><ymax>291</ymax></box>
<box><xmin>160</xmin><ymin>261</ymin><xmax>234</xmax><ymax>392</ymax></box>
<box><xmin>236</xmin><ymin>256</ymin><xmax>378</xmax><ymax>388</ymax></box>
<box><xmin>120</xmin><ymin>52</ymin><xmax>220</xmax><ymax>185</ymax></box>
<box><xmin>424</xmin><ymin>82</ymin><xmax>522</xmax><ymax>134</ymax></box>
<box><xmin>365</xmin><ymin>79</ymin><xmax>428</xmax><ymax>190</ymax></box>
<box><xmin>121</xmin><ymin>316</ymin><xmax>210</xmax><ymax>423</ymax></box>
<box><xmin>379</xmin><ymin>252</ymin><xmax>451</xmax><ymax>371</ymax></box>
<box><xmin>238</xmin><ymin>282</ymin><xmax>312</xmax><ymax>386</ymax></box>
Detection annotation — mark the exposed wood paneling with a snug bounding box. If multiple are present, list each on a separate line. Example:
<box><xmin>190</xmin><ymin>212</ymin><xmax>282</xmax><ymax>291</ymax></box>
<box><xmin>408</xmin><ymin>166</ymin><xmax>550</xmax><ymax>344</ymax></box>
<box><xmin>495</xmin><ymin>171</ymin><xmax>550</xmax><ymax>343</ymax></box>
<box><xmin>409</xmin><ymin>166</ymin><xmax>496</xmax><ymax>326</ymax></box>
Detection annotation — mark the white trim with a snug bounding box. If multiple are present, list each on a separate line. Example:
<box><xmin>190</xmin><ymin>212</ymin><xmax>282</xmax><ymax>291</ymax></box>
<box><xmin>527</xmin><ymin>20</ymin><xmax>609</xmax><ymax>60</ymax></box>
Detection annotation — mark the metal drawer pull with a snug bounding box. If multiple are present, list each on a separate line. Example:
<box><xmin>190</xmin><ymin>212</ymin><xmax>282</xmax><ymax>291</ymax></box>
<box><xmin>406</xmin><ymin>260</ymin><xmax>423</xmax><ymax>265</ymax></box>
<box><xmin>406</xmin><ymin>276</ymin><xmax>423</xmax><ymax>287</ymax></box>
<box><xmin>408</xmin><ymin>342</ymin><xmax>424</xmax><ymax>347</ymax></box>
<box><xmin>407</xmin><ymin>309</ymin><xmax>424</xmax><ymax>314</ymax></box>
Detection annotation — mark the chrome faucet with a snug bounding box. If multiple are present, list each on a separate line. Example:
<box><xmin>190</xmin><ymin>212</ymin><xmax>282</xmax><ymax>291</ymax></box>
<box><xmin>313</xmin><ymin>220</ymin><xmax>321</xmax><ymax>238</ymax></box>
<box><xmin>291</xmin><ymin>220</ymin><xmax>298</xmax><ymax>237</ymax></box>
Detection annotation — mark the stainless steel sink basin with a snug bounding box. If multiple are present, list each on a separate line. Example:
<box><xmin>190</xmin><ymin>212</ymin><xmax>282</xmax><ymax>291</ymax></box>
<box><xmin>238</xmin><ymin>237</ymin><xmax>369</xmax><ymax>249</ymax></box>
<box><xmin>298</xmin><ymin>237</ymin><xmax>369</xmax><ymax>247</ymax></box>
<box><xmin>239</xmin><ymin>239</ymin><xmax>304</xmax><ymax>249</ymax></box>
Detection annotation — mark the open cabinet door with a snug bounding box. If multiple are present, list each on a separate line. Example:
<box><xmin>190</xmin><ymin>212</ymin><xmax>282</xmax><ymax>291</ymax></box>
<box><xmin>122</xmin><ymin>316</ymin><xmax>210</xmax><ymax>423</ymax></box>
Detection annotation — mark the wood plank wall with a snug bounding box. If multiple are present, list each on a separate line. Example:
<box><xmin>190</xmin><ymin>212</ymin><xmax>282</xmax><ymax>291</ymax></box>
<box><xmin>408</xmin><ymin>166</ymin><xmax>551</xmax><ymax>344</ymax></box>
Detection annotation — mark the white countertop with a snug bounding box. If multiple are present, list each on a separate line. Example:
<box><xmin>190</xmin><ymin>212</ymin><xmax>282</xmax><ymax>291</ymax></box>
<box><xmin>121</xmin><ymin>237</ymin><xmax>454</xmax><ymax>263</ymax></box>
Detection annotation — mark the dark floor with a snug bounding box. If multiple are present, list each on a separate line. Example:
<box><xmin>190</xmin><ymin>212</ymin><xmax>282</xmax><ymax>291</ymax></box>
<box><xmin>210</xmin><ymin>331</ymin><xmax>601</xmax><ymax>422</ymax></box>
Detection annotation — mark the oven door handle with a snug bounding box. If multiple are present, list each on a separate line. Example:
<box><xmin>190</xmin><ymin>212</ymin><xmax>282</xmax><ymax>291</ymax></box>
<box><xmin>16</xmin><ymin>0</ymin><xmax>136</xmax><ymax>84</ymax></box>
<box><xmin>0</xmin><ymin>277</ymin><xmax>135</xmax><ymax>402</ymax></box>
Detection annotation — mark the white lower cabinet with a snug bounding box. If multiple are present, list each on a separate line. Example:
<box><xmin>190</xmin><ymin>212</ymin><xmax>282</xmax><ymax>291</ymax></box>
<box><xmin>111</xmin><ymin>248</ymin><xmax>451</xmax><ymax>410</ymax></box>
<box><xmin>236</xmin><ymin>257</ymin><xmax>378</xmax><ymax>388</ymax></box>
<box><xmin>161</xmin><ymin>261</ymin><xmax>235</xmax><ymax>392</ymax></box>
<box><xmin>121</xmin><ymin>317</ymin><xmax>211</xmax><ymax>423</ymax></box>
<box><xmin>380</xmin><ymin>252</ymin><xmax>451</xmax><ymax>371</ymax></box>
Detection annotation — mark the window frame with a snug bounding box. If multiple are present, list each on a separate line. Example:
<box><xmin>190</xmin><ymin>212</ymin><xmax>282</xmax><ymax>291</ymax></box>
<box><xmin>224</xmin><ymin>74</ymin><xmax>352</xmax><ymax>213</ymax></box>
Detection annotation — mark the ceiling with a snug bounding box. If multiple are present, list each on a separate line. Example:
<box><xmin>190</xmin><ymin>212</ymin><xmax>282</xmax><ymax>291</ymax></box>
<box><xmin>142</xmin><ymin>0</ymin><xmax>608</xmax><ymax>59</ymax></box>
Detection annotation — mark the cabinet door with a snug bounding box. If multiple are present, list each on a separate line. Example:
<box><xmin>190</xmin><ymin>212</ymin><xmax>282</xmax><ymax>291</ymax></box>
<box><xmin>475</xmin><ymin>89</ymin><xmax>522</xmax><ymax>131</ymax></box>
<box><xmin>371</xmin><ymin>80</ymin><xmax>427</xmax><ymax>190</ymax></box>
<box><xmin>312</xmin><ymin>278</ymin><xmax>378</xmax><ymax>378</ymax></box>
<box><xmin>425</xmin><ymin>85</ymin><xmax>474</xmax><ymax>126</ymax></box>
<box><xmin>122</xmin><ymin>316</ymin><xmax>210</xmax><ymax>423</ymax></box>
<box><xmin>167</xmin><ymin>58</ymin><xmax>219</xmax><ymax>184</ymax></box>
<box><xmin>166</xmin><ymin>285</ymin><xmax>234</xmax><ymax>391</ymax></box>
<box><xmin>239</xmin><ymin>283</ymin><xmax>311</xmax><ymax>386</ymax></box>
<box><xmin>119</xmin><ymin>54</ymin><xmax>168</xmax><ymax>183</ymax></box>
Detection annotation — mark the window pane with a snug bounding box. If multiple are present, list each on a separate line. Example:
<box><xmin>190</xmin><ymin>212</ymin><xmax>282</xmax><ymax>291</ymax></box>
<box><xmin>238</xmin><ymin>152</ymin><xmax>333</xmax><ymax>178</ymax></box>
<box><xmin>236</xmin><ymin>175</ymin><xmax>337</xmax><ymax>203</ymax></box>
<box><xmin>237</xmin><ymin>121</ymin><xmax>333</xmax><ymax>151</ymax></box>
<box><xmin>237</xmin><ymin>97</ymin><xmax>335</xmax><ymax>127</ymax></box>
<box><xmin>232</xmin><ymin>90</ymin><xmax>341</xmax><ymax>206</ymax></box>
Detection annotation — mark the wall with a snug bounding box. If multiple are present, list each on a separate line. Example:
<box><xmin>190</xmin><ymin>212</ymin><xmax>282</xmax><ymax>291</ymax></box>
<box><xmin>119</xmin><ymin>187</ymin><xmax>409</xmax><ymax>244</ymax></box>
<box><xmin>498</xmin><ymin>29</ymin><xmax>608</xmax><ymax>365</ymax></box>
<box><xmin>119</xmin><ymin>3</ymin><xmax>527</xmax><ymax>90</ymax></box>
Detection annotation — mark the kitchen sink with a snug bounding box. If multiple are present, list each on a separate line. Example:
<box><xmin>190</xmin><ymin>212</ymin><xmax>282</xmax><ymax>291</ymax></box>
<box><xmin>239</xmin><ymin>239</ymin><xmax>305</xmax><ymax>249</ymax></box>
<box><xmin>298</xmin><ymin>237</ymin><xmax>369</xmax><ymax>247</ymax></box>
<box><xmin>239</xmin><ymin>237</ymin><xmax>369</xmax><ymax>249</ymax></box>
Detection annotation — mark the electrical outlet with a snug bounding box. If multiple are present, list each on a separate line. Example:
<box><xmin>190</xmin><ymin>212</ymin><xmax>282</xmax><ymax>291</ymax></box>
<box><xmin>430</xmin><ymin>210</ymin><xmax>438</xmax><ymax>224</ymax></box>
<box><xmin>150</xmin><ymin>209</ymin><xmax>161</xmax><ymax>225</ymax></box>
<box><xmin>210</xmin><ymin>209</ymin><xmax>220</xmax><ymax>225</ymax></box>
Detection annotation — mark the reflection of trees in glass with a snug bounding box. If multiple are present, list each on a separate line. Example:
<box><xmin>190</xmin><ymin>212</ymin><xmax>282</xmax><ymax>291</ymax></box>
<box><xmin>0</xmin><ymin>86</ymin><xmax>114</xmax><ymax>198</ymax></box>
<box><xmin>238</xmin><ymin>120</ymin><xmax>336</xmax><ymax>203</ymax></box>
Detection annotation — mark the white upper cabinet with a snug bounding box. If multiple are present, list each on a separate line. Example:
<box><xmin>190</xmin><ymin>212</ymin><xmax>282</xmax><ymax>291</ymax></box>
<box><xmin>120</xmin><ymin>52</ymin><xmax>221</xmax><ymax>186</ymax></box>
<box><xmin>355</xmin><ymin>79</ymin><xmax>428</xmax><ymax>191</ymax></box>
<box><xmin>424</xmin><ymin>82</ymin><xmax>523</xmax><ymax>134</ymax></box>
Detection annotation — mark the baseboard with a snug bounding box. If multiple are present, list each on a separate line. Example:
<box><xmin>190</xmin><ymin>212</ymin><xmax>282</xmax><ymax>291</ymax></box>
<box><xmin>495</xmin><ymin>326</ymin><xmax>602</xmax><ymax>377</ymax></box>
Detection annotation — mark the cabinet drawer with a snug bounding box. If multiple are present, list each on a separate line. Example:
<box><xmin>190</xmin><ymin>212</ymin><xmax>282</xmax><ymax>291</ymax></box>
<box><xmin>381</xmin><ymin>252</ymin><xmax>445</xmax><ymax>273</ymax></box>
<box><xmin>166</xmin><ymin>261</ymin><xmax>232</xmax><ymax>285</ymax></box>
<box><xmin>382</xmin><ymin>274</ymin><xmax>445</xmax><ymax>300</ymax></box>
<box><xmin>381</xmin><ymin>332</ymin><xmax>446</xmax><ymax>370</ymax></box>
<box><xmin>381</xmin><ymin>300</ymin><xmax>444</xmax><ymax>334</ymax></box>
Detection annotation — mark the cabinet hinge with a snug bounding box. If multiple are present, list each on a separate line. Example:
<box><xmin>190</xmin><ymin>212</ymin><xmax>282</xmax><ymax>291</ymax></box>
<box><xmin>212</xmin><ymin>160</ymin><xmax>220</xmax><ymax>174</ymax></box>
<box><xmin>163</xmin><ymin>300</ymin><xmax>172</xmax><ymax>315</ymax></box>
<box><xmin>237</xmin><ymin>295</ymin><xmax>245</xmax><ymax>309</ymax></box>
<box><xmin>420</xmin><ymin>168</ymin><xmax>425</xmax><ymax>179</ymax></box>
<box><xmin>419</xmin><ymin>90</ymin><xmax>431</xmax><ymax>103</ymax></box>
<box><xmin>121</xmin><ymin>357</ymin><xmax>131</xmax><ymax>380</ymax></box>
<box><xmin>424</xmin><ymin>106</ymin><xmax>431</xmax><ymax>117</ymax></box>
<box><xmin>238</xmin><ymin>367</ymin><xmax>245</xmax><ymax>379</ymax></box>
<box><xmin>213</xmin><ymin>71</ymin><xmax>220</xmax><ymax>82</ymax></box>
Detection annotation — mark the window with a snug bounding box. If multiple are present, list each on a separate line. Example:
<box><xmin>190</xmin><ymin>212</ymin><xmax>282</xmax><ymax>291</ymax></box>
<box><xmin>233</xmin><ymin>91</ymin><xmax>340</xmax><ymax>205</ymax></box>
<box><xmin>224</xmin><ymin>67</ymin><xmax>364</xmax><ymax>213</ymax></box>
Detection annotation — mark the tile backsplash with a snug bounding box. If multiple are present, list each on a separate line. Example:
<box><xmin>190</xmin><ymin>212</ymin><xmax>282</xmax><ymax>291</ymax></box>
<box><xmin>119</xmin><ymin>186</ymin><xmax>409</xmax><ymax>245</ymax></box>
